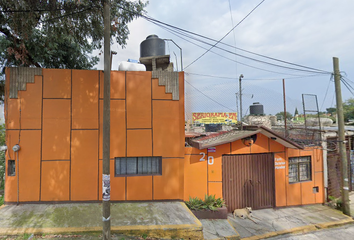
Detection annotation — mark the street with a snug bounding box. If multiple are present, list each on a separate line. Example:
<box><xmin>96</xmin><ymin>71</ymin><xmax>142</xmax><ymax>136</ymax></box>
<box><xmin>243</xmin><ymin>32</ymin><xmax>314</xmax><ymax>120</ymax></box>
<box><xmin>266</xmin><ymin>223</ymin><xmax>354</xmax><ymax>240</ymax></box>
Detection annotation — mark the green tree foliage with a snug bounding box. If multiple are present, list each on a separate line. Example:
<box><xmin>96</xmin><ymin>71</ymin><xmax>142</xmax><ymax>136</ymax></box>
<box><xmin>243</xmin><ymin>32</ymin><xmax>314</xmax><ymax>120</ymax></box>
<box><xmin>343</xmin><ymin>98</ymin><xmax>354</xmax><ymax>122</ymax></box>
<box><xmin>294</xmin><ymin>107</ymin><xmax>299</xmax><ymax>116</ymax></box>
<box><xmin>326</xmin><ymin>107</ymin><xmax>337</xmax><ymax>116</ymax></box>
<box><xmin>0</xmin><ymin>0</ymin><xmax>147</xmax><ymax>69</ymax></box>
<box><xmin>276</xmin><ymin>111</ymin><xmax>293</xmax><ymax>120</ymax></box>
<box><xmin>0</xmin><ymin>124</ymin><xmax>5</xmax><ymax>194</ymax></box>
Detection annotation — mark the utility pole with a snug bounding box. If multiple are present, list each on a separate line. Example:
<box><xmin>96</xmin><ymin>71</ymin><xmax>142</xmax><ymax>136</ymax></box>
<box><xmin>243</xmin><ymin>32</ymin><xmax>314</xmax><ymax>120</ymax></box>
<box><xmin>282</xmin><ymin>79</ymin><xmax>288</xmax><ymax>137</ymax></box>
<box><xmin>333</xmin><ymin>57</ymin><xmax>350</xmax><ymax>216</ymax></box>
<box><xmin>239</xmin><ymin>74</ymin><xmax>244</xmax><ymax>130</ymax></box>
<box><xmin>102</xmin><ymin>0</ymin><xmax>111</xmax><ymax>239</ymax></box>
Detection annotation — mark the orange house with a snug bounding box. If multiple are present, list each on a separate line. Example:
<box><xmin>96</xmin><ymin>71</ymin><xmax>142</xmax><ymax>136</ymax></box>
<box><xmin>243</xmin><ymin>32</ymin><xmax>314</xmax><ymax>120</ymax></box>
<box><xmin>184</xmin><ymin>126</ymin><xmax>324</xmax><ymax>211</ymax></box>
<box><xmin>4</xmin><ymin>67</ymin><xmax>185</xmax><ymax>203</ymax></box>
<box><xmin>4</xmin><ymin>67</ymin><xmax>324</xmax><ymax>210</ymax></box>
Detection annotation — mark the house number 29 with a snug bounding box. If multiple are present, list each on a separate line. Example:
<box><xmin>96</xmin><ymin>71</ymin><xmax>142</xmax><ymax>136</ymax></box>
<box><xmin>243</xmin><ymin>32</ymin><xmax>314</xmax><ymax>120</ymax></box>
<box><xmin>199</xmin><ymin>152</ymin><xmax>214</xmax><ymax>165</ymax></box>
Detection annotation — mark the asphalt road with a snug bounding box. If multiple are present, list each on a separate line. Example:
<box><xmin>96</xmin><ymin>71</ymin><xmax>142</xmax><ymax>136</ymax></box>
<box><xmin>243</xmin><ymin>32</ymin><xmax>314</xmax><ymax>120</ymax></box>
<box><xmin>266</xmin><ymin>223</ymin><xmax>354</xmax><ymax>240</ymax></box>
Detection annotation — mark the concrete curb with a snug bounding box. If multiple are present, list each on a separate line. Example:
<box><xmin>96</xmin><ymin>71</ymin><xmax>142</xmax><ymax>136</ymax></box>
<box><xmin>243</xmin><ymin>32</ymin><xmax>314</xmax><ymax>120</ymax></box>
<box><xmin>241</xmin><ymin>218</ymin><xmax>354</xmax><ymax>240</ymax></box>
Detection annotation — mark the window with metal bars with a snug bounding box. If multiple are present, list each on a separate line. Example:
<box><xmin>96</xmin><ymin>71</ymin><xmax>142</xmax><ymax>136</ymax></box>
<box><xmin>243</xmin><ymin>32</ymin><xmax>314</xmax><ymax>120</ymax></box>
<box><xmin>288</xmin><ymin>156</ymin><xmax>311</xmax><ymax>183</ymax></box>
<box><xmin>8</xmin><ymin>160</ymin><xmax>16</xmax><ymax>176</ymax></box>
<box><xmin>115</xmin><ymin>157</ymin><xmax>162</xmax><ymax>176</ymax></box>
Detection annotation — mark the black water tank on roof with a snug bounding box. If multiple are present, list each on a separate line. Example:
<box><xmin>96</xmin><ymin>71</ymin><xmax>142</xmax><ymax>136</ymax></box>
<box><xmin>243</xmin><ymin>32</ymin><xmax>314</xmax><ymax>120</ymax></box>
<box><xmin>250</xmin><ymin>102</ymin><xmax>264</xmax><ymax>115</ymax></box>
<box><xmin>140</xmin><ymin>35</ymin><xmax>165</xmax><ymax>58</ymax></box>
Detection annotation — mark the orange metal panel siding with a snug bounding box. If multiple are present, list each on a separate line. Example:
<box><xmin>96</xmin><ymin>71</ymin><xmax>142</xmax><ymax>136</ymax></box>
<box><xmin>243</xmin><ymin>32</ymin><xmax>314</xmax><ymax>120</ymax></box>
<box><xmin>127</xmin><ymin>129</ymin><xmax>152</xmax><ymax>157</ymax></box>
<box><xmin>153</xmin><ymin>100</ymin><xmax>181</xmax><ymax>157</ymax></box>
<box><xmin>6</xmin><ymin>98</ymin><xmax>20</xmax><ymax>129</ymax></box>
<box><xmin>208</xmin><ymin>144</ymin><xmax>230</xmax><ymax>182</ymax></box>
<box><xmin>18</xmin><ymin>76</ymin><xmax>42</xmax><ymax>129</ymax></box>
<box><xmin>269</xmin><ymin>139</ymin><xmax>285</xmax><ymax>152</ymax></box>
<box><xmin>4</xmin><ymin>130</ymin><xmax>19</xmax><ymax>202</ymax></box>
<box><xmin>231</xmin><ymin>140</ymin><xmax>251</xmax><ymax>154</ymax></box>
<box><xmin>72</xmin><ymin>70</ymin><xmax>99</xmax><ymax>129</ymax></box>
<box><xmin>313</xmin><ymin>148</ymin><xmax>323</xmax><ymax>172</ymax></box>
<box><xmin>315</xmin><ymin>172</ymin><xmax>324</xmax><ymax>203</ymax></box>
<box><xmin>71</xmin><ymin>130</ymin><xmax>99</xmax><ymax>201</ymax></box>
<box><xmin>99</xmin><ymin>71</ymin><xmax>125</xmax><ymax>99</ymax></box>
<box><xmin>127</xmin><ymin>176</ymin><xmax>153</xmax><ymax>200</ymax></box>
<box><xmin>250</xmin><ymin>134</ymin><xmax>269</xmax><ymax>153</ymax></box>
<box><xmin>43</xmin><ymin>69</ymin><xmax>71</xmax><ymax>98</ymax></box>
<box><xmin>153</xmin><ymin>158</ymin><xmax>182</xmax><ymax>200</ymax></box>
<box><xmin>301</xmin><ymin>181</ymin><xmax>316</xmax><ymax>205</ymax></box>
<box><xmin>184</xmin><ymin>154</ymin><xmax>207</xmax><ymax>200</ymax></box>
<box><xmin>208</xmin><ymin>182</ymin><xmax>222</xmax><ymax>199</ymax></box>
<box><xmin>286</xmin><ymin>181</ymin><xmax>302</xmax><ymax>206</ymax></box>
<box><xmin>185</xmin><ymin>147</ymin><xmax>207</xmax><ymax>155</ymax></box>
<box><xmin>41</xmin><ymin>161</ymin><xmax>70</xmax><ymax>201</ymax></box>
<box><xmin>18</xmin><ymin>130</ymin><xmax>41</xmax><ymax>201</ymax></box>
<box><xmin>42</xmin><ymin>99</ymin><xmax>70</xmax><ymax>160</ymax></box>
<box><xmin>126</xmin><ymin>72</ymin><xmax>152</xmax><ymax>129</ymax></box>
<box><xmin>152</xmin><ymin>78</ymin><xmax>172</xmax><ymax>100</ymax></box>
<box><xmin>274</xmin><ymin>153</ymin><xmax>287</xmax><ymax>207</ymax></box>
<box><xmin>99</xmin><ymin>100</ymin><xmax>126</xmax><ymax>159</ymax></box>
<box><xmin>99</xmin><ymin>160</ymin><xmax>125</xmax><ymax>201</ymax></box>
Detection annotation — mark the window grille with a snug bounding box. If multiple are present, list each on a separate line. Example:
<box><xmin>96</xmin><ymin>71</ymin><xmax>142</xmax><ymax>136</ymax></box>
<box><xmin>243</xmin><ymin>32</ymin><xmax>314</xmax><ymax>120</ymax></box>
<box><xmin>289</xmin><ymin>156</ymin><xmax>311</xmax><ymax>183</ymax></box>
<box><xmin>115</xmin><ymin>157</ymin><xmax>162</xmax><ymax>176</ymax></box>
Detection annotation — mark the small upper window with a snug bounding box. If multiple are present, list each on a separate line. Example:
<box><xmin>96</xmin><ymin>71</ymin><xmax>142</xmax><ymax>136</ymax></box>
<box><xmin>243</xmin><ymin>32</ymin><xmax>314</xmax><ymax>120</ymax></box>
<box><xmin>8</xmin><ymin>160</ymin><xmax>16</xmax><ymax>176</ymax></box>
<box><xmin>115</xmin><ymin>157</ymin><xmax>162</xmax><ymax>176</ymax></box>
<box><xmin>289</xmin><ymin>156</ymin><xmax>311</xmax><ymax>183</ymax></box>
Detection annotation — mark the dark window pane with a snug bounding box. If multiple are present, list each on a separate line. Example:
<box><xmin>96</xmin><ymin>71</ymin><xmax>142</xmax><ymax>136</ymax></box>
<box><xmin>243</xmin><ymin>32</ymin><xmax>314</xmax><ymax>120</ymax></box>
<box><xmin>300</xmin><ymin>163</ymin><xmax>311</xmax><ymax>181</ymax></box>
<box><xmin>127</xmin><ymin>158</ymin><xmax>137</xmax><ymax>174</ymax></box>
<box><xmin>8</xmin><ymin>160</ymin><xmax>15</xmax><ymax>176</ymax></box>
<box><xmin>289</xmin><ymin>164</ymin><xmax>298</xmax><ymax>183</ymax></box>
<box><xmin>115</xmin><ymin>157</ymin><xmax>162</xmax><ymax>176</ymax></box>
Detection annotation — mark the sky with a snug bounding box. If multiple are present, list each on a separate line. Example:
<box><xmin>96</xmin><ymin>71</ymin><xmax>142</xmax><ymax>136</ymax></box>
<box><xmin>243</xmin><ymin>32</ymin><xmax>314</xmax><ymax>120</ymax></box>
<box><xmin>95</xmin><ymin>0</ymin><xmax>354</xmax><ymax>120</ymax></box>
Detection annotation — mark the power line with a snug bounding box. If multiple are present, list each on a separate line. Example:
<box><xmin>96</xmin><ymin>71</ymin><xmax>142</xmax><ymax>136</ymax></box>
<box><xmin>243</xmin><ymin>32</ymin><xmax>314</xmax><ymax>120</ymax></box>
<box><xmin>117</xmin><ymin>4</ymin><xmax>331</xmax><ymax>74</ymax></box>
<box><xmin>147</xmin><ymin>18</ymin><xmax>328</xmax><ymax>76</ymax></box>
<box><xmin>185</xmin><ymin>0</ymin><xmax>266</xmax><ymax>69</ymax></box>
<box><xmin>186</xmin><ymin>72</ymin><xmax>326</xmax><ymax>81</ymax></box>
<box><xmin>185</xmin><ymin>80</ymin><xmax>236</xmax><ymax>112</ymax></box>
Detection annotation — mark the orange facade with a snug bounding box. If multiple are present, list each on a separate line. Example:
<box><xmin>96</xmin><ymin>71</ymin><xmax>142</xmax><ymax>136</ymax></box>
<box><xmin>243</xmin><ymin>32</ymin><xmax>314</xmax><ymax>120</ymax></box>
<box><xmin>4</xmin><ymin>68</ymin><xmax>185</xmax><ymax>203</ymax></box>
<box><xmin>184</xmin><ymin>133</ymin><xmax>324</xmax><ymax>207</ymax></box>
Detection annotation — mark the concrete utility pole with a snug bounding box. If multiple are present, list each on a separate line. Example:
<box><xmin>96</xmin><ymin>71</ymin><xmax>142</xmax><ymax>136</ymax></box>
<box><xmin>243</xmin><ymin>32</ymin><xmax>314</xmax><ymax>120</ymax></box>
<box><xmin>239</xmin><ymin>74</ymin><xmax>243</xmax><ymax>130</ymax></box>
<box><xmin>333</xmin><ymin>57</ymin><xmax>350</xmax><ymax>216</ymax></box>
<box><xmin>282</xmin><ymin>79</ymin><xmax>288</xmax><ymax>137</ymax></box>
<box><xmin>103</xmin><ymin>0</ymin><xmax>111</xmax><ymax>239</ymax></box>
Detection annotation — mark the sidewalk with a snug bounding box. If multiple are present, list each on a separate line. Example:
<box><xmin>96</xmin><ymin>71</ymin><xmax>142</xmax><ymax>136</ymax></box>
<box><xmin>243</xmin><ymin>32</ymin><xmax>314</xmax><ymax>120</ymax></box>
<box><xmin>228</xmin><ymin>204</ymin><xmax>354</xmax><ymax>240</ymax></box>
<box><xmin>0</xmin><ymin>202</ymin><xmax>203</xmax><ymax>239</ymax></box>
<box><xmin>0</xmin><ymin>199</ymin><xmax>353</xmax><ymax>239</ymax></box>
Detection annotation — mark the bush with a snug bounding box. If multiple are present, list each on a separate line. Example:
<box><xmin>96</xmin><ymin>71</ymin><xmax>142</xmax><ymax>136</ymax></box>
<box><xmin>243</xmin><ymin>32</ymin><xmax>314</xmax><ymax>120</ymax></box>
<box><xmin>185</xmin><ymin>194</ymin><xmax>226</xmax><ymax>211</ymax></box>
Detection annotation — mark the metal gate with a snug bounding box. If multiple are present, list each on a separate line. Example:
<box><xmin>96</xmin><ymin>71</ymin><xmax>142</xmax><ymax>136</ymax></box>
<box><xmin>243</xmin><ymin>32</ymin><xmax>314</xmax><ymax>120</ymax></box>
<box><xmin>222</xmin><ymin>153</ymin><xmax>275</xmax><ymax>212</ymax></box>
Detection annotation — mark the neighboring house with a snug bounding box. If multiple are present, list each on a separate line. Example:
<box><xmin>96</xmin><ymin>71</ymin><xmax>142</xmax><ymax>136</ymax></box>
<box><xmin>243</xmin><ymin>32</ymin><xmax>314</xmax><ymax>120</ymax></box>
<box><xmin>184</xmin><ymin>126</ymin><xmax>324</xmax><ymax>211</ymax></box>
<box><xmin>4</xmin><ymin>66</ymin><xmax>185</xmax><ymax>203</ymax></box>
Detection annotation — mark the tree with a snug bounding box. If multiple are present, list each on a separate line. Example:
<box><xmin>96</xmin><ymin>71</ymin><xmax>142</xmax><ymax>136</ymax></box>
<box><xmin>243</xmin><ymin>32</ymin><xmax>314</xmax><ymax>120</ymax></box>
<box><xmin>0</xmin><ymin>0</ymin><xmax>147</xmax><ymax>70</ymax></box>
<box><xmin>326</xmin><ymin>107</ymin><xmax>337</xmax><ymax>116</ymax></box>
<box><xmin>294</xmin><ymin>107</ymin><xmax>299</xmax><ymax>116</ymax></box>
<box><xmin>343</xmin><ymin>98</ymin><xmax>354</xmax><ymax>122</ymax></box>
<box><xmin>276</xmin><ymin>111</ymin><xmax>293</xmax><ymax>120</ymax></box>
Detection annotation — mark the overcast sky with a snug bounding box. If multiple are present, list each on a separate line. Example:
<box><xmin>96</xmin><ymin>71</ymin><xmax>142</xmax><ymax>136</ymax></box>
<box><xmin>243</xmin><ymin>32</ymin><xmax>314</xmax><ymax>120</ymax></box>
<box><xmin>95</xmin><ymin>0</ymin><xmax>354</xmax><ymax>120</ymax></box>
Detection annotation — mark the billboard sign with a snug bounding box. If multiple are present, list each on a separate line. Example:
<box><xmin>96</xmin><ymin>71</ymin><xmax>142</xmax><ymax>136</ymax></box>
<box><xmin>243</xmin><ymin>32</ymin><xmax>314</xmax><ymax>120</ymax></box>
<box><xmin>192</xmin><ymin>112</ymin><xmax>237</xmax><ymax>124</ymax></box>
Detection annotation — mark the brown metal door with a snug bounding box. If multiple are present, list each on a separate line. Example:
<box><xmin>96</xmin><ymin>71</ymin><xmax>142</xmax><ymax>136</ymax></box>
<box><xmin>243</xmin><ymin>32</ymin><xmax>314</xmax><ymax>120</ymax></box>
<box><xmin>222</xmin><ymin>153</ymin><xmax>275</xmax><ymax>211</ymax></box>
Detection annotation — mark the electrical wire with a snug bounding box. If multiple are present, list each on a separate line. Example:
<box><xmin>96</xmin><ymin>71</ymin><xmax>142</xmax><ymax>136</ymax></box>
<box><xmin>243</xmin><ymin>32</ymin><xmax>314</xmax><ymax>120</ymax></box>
<box><xmin>185</xmin><ymin>80</ymin><xmax>236</xmax><ymax>112</ymax></box>
<box><xmin>146</xmin><ymin>18</ymin><xmax>326</xmax><ymax>77</ymax></box>
<box><xmin>116</xmin><ymin>4</ymin><xmax>332</xmax><ymax>74</ymax></box>
<box><xmin>185</xmin><ymin>72</ymin><xmax>326</xmax><ymax>81</ymax></box>
<box><xmin>320</xmin><ymin>77</ymin><xmax>333</xmax><ymax>111</ymax></box>
<box><xmin>185</xmin><ymin>0</ymin><xmax>266</xmax><ymax>69</ymax></box>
